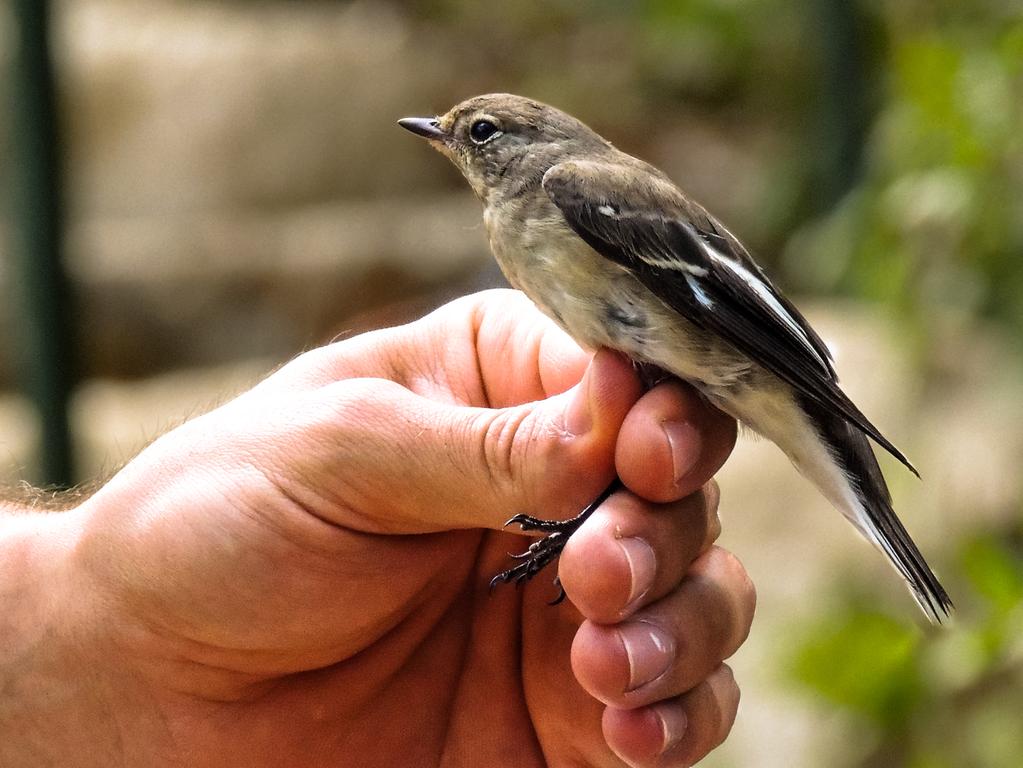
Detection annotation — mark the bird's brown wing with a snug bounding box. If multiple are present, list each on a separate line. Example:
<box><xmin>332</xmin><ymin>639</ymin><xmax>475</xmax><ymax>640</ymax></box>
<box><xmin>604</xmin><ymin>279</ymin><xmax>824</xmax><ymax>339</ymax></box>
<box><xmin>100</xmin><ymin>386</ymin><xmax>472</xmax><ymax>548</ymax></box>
<box><xmin>542</xmin><ymin>159</ymin><xmax>917</xmax><ymax>475</ymax></box>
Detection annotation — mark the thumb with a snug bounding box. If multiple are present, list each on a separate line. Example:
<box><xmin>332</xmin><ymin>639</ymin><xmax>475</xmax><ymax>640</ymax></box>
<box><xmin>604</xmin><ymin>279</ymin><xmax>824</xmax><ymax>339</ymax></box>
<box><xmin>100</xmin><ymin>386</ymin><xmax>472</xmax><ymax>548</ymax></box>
<box><xmin>285</xmin><ymin>349</ymin><xmax>644</xmax><ymax>534</ymax></box>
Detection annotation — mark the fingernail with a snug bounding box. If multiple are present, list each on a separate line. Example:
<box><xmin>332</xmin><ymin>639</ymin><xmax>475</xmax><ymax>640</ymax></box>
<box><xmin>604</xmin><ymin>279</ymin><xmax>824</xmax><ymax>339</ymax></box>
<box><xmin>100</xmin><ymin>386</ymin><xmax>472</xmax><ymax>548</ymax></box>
<box><xmin>617</xmin><ymin>537</ymin><xmax>656</xmax><ymax>611</ymax></box>
<box><xmin>565</xmin><ymin>369</ymin><xmax>593</xmax><ymax>436</ymax></box>
<box><xmin>619</xmin><ymin>621</ymin><xmax>674</xmax><ymax>692</ymax></box>
<box><xmin>661</xmin><ymin>420</ymin><xmax>701</xmax><ymax>486</ymax></box>
<box><xmin>654</xmin><ymin>703</ymin><xmax>688</xmax><ymax>754</ymax></box>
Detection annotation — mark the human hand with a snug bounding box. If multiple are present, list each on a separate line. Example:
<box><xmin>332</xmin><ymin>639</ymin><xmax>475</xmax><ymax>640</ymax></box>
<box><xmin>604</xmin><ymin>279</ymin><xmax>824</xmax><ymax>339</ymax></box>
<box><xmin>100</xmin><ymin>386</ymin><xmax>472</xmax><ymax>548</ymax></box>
<box><xmin>2</xmin><ymin>290</ymin><xmax>753</xmax><ymax>767</ymax></box>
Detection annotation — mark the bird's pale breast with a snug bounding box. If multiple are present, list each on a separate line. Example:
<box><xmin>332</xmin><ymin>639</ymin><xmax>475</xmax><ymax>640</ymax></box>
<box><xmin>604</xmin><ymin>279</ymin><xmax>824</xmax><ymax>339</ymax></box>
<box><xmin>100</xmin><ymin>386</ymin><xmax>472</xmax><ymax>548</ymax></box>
<box><xmin>484</xmin><ymin>201</ymin><xmax>752</xmax><ymax>394</ymax></box>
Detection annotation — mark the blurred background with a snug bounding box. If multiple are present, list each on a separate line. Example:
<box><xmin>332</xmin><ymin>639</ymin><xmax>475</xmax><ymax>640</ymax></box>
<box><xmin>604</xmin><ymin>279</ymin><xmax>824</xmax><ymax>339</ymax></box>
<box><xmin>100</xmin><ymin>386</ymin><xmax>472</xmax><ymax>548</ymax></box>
<box><xmin>2</xmin><ymin>0</ymin><xmax>1022</xmax><ymax>765</ymax></box>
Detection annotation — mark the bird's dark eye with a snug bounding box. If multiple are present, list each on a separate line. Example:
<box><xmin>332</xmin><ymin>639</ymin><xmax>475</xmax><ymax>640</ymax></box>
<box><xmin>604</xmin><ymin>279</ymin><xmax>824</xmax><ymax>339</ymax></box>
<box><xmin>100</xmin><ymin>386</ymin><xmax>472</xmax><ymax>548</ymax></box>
<box><xmin>469</xmin><ymin>119</ymin><xmax>500</xmax><ymax>144</ymax></box>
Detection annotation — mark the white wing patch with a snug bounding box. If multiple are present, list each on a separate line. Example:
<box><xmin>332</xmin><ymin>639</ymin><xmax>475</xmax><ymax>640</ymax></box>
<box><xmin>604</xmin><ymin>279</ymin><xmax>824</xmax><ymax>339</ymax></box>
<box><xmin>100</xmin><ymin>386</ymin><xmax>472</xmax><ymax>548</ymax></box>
<box><xmin>701</xmin><ymin>240</ymin><xmax>829</xmax><ymax>371</ymax></box>
<box><xmin>642</xmin><ymin>257</ymin><xmax>709</xmax><ymax>276</ymax></box>
<box><xmin>595</xmin><ymin>202</ymin><xmax>711</xmax><ymax>276</ymax></box>
<box><xmin>573</xmin><ymin>189</ymin><xmax>824</xmax><ymax>369</ymax></box>
<box><xmin>685</xmin><ymin>275</ymin><xmax>714</xmax><ymax>308</ymax></box>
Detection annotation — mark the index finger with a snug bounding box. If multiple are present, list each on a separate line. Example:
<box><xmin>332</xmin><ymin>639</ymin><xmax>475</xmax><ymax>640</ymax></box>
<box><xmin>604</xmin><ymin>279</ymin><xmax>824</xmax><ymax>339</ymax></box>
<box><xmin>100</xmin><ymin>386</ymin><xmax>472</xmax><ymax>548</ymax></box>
<box><xmin>616</xmin><ymin>380</ymin><xmax>737</xmax><ymax>503</ymax></box>
<box><xmin>559</xmin><ymin>482</ymin><xmax>722</xmax><ymax>624</ymax></box>
<box><xmin>259</xmin><ymin>289</ymin><xmax>592</xmax><ymax>408</ymax></box>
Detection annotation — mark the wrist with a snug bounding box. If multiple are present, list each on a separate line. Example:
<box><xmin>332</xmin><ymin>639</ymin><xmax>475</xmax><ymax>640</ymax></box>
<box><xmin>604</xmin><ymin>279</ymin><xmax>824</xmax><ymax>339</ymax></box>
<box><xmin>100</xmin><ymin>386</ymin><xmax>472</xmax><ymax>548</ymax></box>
<box><xmin>0</xmin><ymin>506</ymin><xmax>82</xmax><ymax>664</ymax></box>
<box><xmin>0</xmin><ymin>504</ymin><xmax>149</xmax><ymax>766</ymax></box>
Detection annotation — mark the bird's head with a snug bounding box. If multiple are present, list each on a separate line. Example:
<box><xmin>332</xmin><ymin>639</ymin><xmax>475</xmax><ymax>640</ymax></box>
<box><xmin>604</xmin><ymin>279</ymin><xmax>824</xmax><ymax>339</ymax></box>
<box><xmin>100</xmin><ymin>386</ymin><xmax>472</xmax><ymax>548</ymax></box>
<box><xmin>398</xmin><ymin>93</ymin><xmax>608</xmax><ymax>202</ymax></box>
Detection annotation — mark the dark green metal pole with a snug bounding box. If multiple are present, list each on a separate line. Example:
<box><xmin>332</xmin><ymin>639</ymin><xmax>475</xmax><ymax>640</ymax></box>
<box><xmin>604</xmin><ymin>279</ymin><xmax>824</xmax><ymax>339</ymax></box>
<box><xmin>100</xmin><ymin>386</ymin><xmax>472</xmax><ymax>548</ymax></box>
<box><xmin>814</xmin><ymin>0</ymin><xmax>871</xmax><ymax>208</ymax></box>
<box><xmin>8</xmin><ymin>0</ymin><xmax>75</xmax><ymax>487</ymax></box>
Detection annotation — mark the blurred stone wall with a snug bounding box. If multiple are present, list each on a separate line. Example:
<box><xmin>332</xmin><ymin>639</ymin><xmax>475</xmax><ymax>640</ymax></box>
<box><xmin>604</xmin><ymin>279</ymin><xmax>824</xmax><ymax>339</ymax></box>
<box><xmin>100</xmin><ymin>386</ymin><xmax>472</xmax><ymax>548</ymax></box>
<box><xmin>0</xmin><ymin>0</ymin><xmax>493</xmax><ymax>386</ymax></box>
<box><xmin>0</xmin><ymin>0</ymin><xmax>793</xmax><ymax>385</ymax></box>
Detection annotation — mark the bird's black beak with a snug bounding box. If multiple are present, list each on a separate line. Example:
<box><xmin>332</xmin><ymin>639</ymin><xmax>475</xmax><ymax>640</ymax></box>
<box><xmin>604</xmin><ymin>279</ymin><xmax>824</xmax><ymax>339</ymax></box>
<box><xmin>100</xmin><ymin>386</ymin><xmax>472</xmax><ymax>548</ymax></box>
<box><xmin>398</xmin><ymin>116</ymin><xmax>446</xmax><ymax>140</ymax></box>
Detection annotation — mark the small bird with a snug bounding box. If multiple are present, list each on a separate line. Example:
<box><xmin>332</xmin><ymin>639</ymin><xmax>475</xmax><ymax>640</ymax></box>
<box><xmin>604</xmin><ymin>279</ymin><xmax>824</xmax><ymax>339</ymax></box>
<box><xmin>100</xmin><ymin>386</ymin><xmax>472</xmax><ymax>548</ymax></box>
<box><xmin>398</xmin><ymin>93</ymin><xmax>952</xmax><ymax>622</ymax></box>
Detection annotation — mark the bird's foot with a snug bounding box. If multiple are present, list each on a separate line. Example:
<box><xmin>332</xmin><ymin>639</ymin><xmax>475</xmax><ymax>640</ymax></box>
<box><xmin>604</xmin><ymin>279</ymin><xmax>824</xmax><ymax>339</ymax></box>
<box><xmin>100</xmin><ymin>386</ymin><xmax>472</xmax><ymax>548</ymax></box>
<box><xmin>502</xmin><ymin>512</ymin><xmax>573</xmax><ymax>533</ymax></box>
<box><xmin>489</xmin><ymin>478</ymin><xmax>623</xmax><ymax>603</ymax></box>
<box><xmin>489</xmin><ymin>514</ymin><xmax>586</xmax><ymax>602</ymax></box>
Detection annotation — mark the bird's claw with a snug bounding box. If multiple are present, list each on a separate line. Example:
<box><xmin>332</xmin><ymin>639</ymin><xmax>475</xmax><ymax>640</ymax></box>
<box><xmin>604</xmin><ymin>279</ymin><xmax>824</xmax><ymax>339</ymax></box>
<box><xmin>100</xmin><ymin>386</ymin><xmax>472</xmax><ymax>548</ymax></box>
<box><xmin>547</xmin><ymin>576</ymin><xmax>567</xmax><ymax>606</ymax></box>
<box><xmin>490</xmin><ymin>522</ymin><xmax>577</xmax><ymax>600</ymax></box>
<box><xmin>491</xmin><ymin>480</ymin><xmax>622</xmax><ymax>602</ymax></box>
<box><xmin>503</xmin><ymin>513</ymin><xmax>568</xmax><ymax>533</ymax></box>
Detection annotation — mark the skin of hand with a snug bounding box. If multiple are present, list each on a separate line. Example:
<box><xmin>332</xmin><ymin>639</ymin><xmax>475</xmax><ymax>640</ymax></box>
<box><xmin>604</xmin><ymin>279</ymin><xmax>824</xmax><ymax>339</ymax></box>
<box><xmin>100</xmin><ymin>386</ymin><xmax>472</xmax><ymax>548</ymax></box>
<box><xmin>0</xmin><ymin>289</ymin><xmax>754</xmax><ymax>768</ymax></box>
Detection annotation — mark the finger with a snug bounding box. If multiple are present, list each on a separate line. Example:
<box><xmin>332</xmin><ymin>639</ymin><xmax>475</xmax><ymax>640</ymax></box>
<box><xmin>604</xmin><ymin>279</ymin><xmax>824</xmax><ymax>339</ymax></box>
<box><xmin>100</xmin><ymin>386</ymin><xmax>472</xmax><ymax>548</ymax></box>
<box><xmin>558</xmin><ymin>483</ymin><xmax>722</xmax><ymax>624</ymax></box>
<box><xmin>472</xmin><ymin>290</ymin><xmax>592</xmax><ymax>402</ymax></box>
<box><xmin>259</xmin><ymin>290</ymin><xmax>591</xmax><ymax>407</ymax></box>
<box><xmin>616</xmin><ymin>381</ymin><xmax>736</xmax><ymax>503</ymax></box>
<box><xmin>570</xmin><ymin>547</ymin><xmax>755</xmax><ymax>709</ymax></box>
<box><xmin>259</xmin><ymin>348</ymin><xmax>644</xmax><ymax>533</ymax></box>
<box><xmin>601</xmin><ymin>664</ymin><xmax>740</xmax><ymax>768</ymax></box>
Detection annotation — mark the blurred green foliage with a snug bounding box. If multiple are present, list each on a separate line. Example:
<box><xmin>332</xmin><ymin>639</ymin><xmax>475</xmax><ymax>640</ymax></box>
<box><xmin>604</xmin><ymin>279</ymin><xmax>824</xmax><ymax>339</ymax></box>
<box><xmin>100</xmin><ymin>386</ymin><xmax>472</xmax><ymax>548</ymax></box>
<box><xmin>775</xmin><ymin>9</ymin><xmax>1023</xmax><ymax>757</ymax></box>
<box><xmin>783</xmin><ymin>2</ymin><xmax>1023</xmax><ymax>351</ymax></box>
<box><xmin>787</xmin><ymin>522</ymin><xmax>1023</xmax><ymax>767</ymax></box>
<box><xmin>791</xmin><ymin>610</ymin><xmax>923</xmax><ymax>727</ymax></box>
<box><xmin>412</xmin><ymin>0</ymin><xmax>1022</xmax><ymax>349</ymax></box>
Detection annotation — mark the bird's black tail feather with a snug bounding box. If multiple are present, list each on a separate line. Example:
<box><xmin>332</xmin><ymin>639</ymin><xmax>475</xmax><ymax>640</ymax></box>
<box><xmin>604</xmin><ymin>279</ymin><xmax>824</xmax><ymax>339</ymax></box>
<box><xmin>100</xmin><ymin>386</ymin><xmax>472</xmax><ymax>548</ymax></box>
<box><xmin>799</xmin><ymin>396</ymin><xmax>953</xmax><ymax>623</ymax></box>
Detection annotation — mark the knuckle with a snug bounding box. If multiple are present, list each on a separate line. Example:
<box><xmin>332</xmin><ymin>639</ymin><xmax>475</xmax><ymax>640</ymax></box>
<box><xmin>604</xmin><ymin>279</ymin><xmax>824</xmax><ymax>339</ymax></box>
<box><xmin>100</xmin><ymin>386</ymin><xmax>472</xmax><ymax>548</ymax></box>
<box><xmin>666</xmin><ymin>578</ymin><xmax>730</xmax><ymax>686</ymax></box>
<box><xmin>477</xmin><ymin>405</ymin><xmax>544</xmax><ymax>490</ymax></box>
<box><xmin>710</xmin><ymin>665</ymin><xmax>740</xmax><ymax>749</ymax></box>
<box><xmin>477</xmin><ymin>410</ymin><xmax>519</xmax><ymax>487</ymax></box>
<box><xmin>710</xmin><ymin>546</ymin><xmax>744</xmax><ymax>583</ymax></box>
<box><xmin>701</xmin><ymin>480</ymin><xmax>722</xmax><ymax>546</ymax></box>
<box><xmin>676</xmin><ymin>666</ymin><xmax>738</xmax><ymax>763</ymax></box>
<box><xmin>686</xmin><ymin>547</ymin><xmax>755</xmax><ymax>659</ymax></box>
<box><xmin>677</xmin><ymin>691</ymin><xmax>724</xmax><ymax>765</ymax></box>
<box><xmin>707</xmin><ymin>406</ymin><xmax>739</xmax><ymax>451</ymax></box>
<box><xmin>715</xmin><ymin>548</ymin><xmax>757</xmax><ymax>637</ymax></box>
<box><xmin>714</xmin><ymin>661</ymin><xmax>737</xmax><ymax>690</ymax></box>
<box><xmin>436</xmin><ymin>288</ymin><xmax>497</xmax><ymax>325</ymax></box>
<box><xmin>738</xmin><ymin>569</ymin><xmax>757</xmax><ymax>630</ymax></box>
<box><xmin>305</xmin><ymin>380</ymin><xmax>383</xmax><ymax>439</ymax></box>
<box><xmin>668</xmin><ymin>492</ymin><xmax>710</xmax><ymax>549</ymax></box>
<box><xmin>708</xmin><ymin>547</ymin><xmax>757</xmax><ymax>650</ymax></box>
<box><xmin>604</xmin><ymin>490</ymin><xmax>646</xmax><ymax>527</ymax></box>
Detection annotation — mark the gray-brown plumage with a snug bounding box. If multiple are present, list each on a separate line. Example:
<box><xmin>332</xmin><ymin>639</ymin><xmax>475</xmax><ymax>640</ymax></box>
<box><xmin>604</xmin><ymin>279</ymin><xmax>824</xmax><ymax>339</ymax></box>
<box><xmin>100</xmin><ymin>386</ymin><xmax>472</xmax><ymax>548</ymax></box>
<box><xmin>399</xmin><ymin>93</ymin><xmax>951</xmax><ymax>622</ymax></box>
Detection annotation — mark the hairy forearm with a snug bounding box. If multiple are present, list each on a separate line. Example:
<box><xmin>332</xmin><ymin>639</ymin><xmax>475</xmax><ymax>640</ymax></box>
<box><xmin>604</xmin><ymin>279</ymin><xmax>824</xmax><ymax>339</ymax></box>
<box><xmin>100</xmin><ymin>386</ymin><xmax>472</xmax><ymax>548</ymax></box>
<box><xmin>0</xmin><ymin>482</ymin><xmax>102</xmax><ymax>514</ymax></box>
<box><xmin>0</xmin><ymin>506</ymin><xmax>143</xmax><ymax>767</ymax></box>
